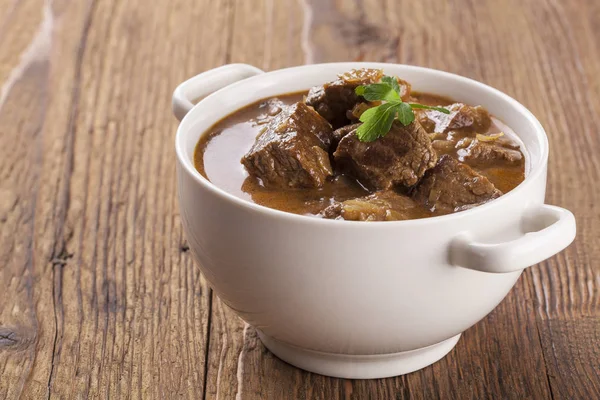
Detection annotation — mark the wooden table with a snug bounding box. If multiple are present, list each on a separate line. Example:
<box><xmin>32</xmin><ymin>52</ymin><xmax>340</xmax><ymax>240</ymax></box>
<box><xmin>1</xmin><ymin>0</ymin><xmax>599</xmax><ymax>398</ymax></box>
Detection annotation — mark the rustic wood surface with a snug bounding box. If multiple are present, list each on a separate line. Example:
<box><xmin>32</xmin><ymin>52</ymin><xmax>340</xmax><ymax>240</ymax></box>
<box><xmin>0</xmin><ymin>0</ymin><xmax>598</xmax><ymax>398</ymax></box>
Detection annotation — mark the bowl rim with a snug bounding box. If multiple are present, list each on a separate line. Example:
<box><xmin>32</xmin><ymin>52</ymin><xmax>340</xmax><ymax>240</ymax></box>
<box><xmin>175</xmin><ymin>62</ymin><xmax>549</xmax><ymax>227</ymax></box>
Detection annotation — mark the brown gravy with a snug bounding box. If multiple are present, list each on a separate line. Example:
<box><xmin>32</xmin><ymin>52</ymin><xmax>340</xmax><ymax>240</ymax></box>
<box><xmin>194</xmin><ymin>92</ymin><xmax>525</xmax><ymax>218</ymax></box>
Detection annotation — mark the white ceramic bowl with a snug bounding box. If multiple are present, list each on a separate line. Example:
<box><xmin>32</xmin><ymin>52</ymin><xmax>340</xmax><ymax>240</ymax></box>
<box><xmin>172</xmin><ymin>63</ymin><xmax>576</xmax><ymax>379</ymax></box>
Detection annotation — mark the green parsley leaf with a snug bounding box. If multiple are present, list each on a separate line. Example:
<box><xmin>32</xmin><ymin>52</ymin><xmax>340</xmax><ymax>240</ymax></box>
<box><xmin>363</xmin><ymin>83</ymin><xmax>401</xmax><ymax>102</ymax></box>
<box><xmin>381</xmin><ymin>75</ymin><xmax>401</xmax><ymax>95</ymax></box>
<box><xmin>409</xmin><ymin>103</ymin><xmax>451</xmax><ymax>114</ymax></box>
<box><xmin>397</xmin><ymin>102</ymin><xmax>415</xmax><ymax>125</ymax></box>
<box><xmin>356</xmin><ymin>102</ymin><xmax>399</xmax><ymax>142</ymax></box>
<box><xmin>352</xmin><ymin>73</ymin><xmax>451</xmax><ymax>142</ymax></box>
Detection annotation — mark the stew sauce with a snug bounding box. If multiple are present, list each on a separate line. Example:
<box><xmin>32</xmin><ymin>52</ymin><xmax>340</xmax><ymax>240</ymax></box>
<box><xmin>194</xmin><ymin>91</ymin><xmax>525</xmax><ymax>219</ymax></box>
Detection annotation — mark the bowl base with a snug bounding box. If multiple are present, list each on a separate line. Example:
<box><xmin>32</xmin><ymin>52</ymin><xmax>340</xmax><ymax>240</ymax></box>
<box><xmin>258</xmin><ymin>331</ymin><xmax>461</xmax><ymax>379</ymax></box>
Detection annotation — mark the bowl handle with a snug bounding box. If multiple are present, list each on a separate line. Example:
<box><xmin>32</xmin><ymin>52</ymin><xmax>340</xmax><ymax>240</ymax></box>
<box><xmin>450</xmin><ymin>204</ymin><xmax>576</xmax><ymax>273</ymax></box>
<box><xmin>172</xmin><ymin>64</ymin><xmax>265</xmax><ymax>121</ymax></box>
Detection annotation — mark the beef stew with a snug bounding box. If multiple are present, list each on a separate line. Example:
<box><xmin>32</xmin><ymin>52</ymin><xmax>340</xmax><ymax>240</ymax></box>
<box><xmin>194</xmin><ymin>69</ymin><xmax>525</xmax><ymax>221</ymax></box>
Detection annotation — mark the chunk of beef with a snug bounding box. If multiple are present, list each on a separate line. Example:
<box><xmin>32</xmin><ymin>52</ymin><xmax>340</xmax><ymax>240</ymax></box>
<box><xmin>431</xmin><ymin>139</ymin><xmax>456</xmax><ymax>154</ymax></box>
<box><xmin>344</xmin><ymin>78</ymin><xmax>412</xmax><ymax>123</ymax></box>
<box><xmin>331</xmin><ymin>123</ymin><xmax>360</xmax><ymax>150</ymax></box>
<box><xmin>417</xmin><ymin>112</ymin><xmax>436</xmax><ymax>133</ymax></box>
<box><xmin>457</xmin><ymin>137</ymin><xmax>523</xmax><ymax>167</ymax></box>
<box><xmin>416</xmin><ymin>103</ymin><xmax>492</xmax><ymax>134</ymax></box>
<box><xmin>242</xmin><ymin>102</ymin><xmax>334</xmax><ymax>188</ymax></box>
<box><xmin>412</xmin><ymin>155</ymin><xmax>502</xmax><ymax>213</ymax></box>
<box><xmin>322</xmin><ymin>191</ymin><xmax>421</xmax><ymax>221</ymax></box>
<box><xmin>333</xmin><ymin>121</ymin><xmax>438</xmax><ymax>190</ymax></box>
<box><xmin>347</xmin><ymin>102</ymin><xmax>373</xmax><ymax>122</ymax></box>
<box><xmin>306</xmin><ymin>69</ymin><xmax>411</xmax><ymax>128</ymax></box>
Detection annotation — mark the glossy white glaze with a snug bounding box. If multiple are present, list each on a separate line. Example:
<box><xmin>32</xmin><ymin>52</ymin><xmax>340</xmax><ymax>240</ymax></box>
<box><xmin>173</xmin><ymin>63</ymin><xmax>576</xmax><ymax>377</ymax></box>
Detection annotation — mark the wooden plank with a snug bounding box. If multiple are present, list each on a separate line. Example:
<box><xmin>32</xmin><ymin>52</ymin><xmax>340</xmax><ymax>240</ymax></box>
<box><xmin>227</xmin><ymin>0</ymin><xmax>305</xmax><ymax>70</ymax></box>
<box><xmin>36</xmin><ymin>0</ymin><xmax>231</xmax><ymax>396</ymax></box>
<box><xmin>0</xmin><ymin>0</ymin><xmax>89</xmax><ymax>397</ymax></box>
<box><xmin>0</xmin><ymin>0</ymin><xmax>48</xmax><ymax>84</ymax></box>
<box><xmin>519</xmin><ymin>0</ymin><xmax>600</xmax><ymax>397</ymax></box>
<box><xmin>538</xmin><ymin>318</ymin><xmax>600</xmax><ymax>399</ymax></box>
<box><xmin>0</xmin><ymin>0</ymin><xmax>232</xmax><ymax>397</ymax></box>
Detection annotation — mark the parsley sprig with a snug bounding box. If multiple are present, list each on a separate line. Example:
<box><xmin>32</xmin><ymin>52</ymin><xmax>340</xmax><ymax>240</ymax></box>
<box><xmin>354</xmin><ymin>76</ymin><xmax>450</xmax><ymax>142</ymax></box>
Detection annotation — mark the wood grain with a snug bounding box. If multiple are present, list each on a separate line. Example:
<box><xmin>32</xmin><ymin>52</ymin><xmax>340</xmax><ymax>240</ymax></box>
<box><xmin>0</xmin><ymin>0</ymin><xmax>598</xmax><ymax>398</ymax></box>
<box><xmin>0</xmin><ymin>0</ymin><xmax>219</xmax><ymax>397</ymax></box>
